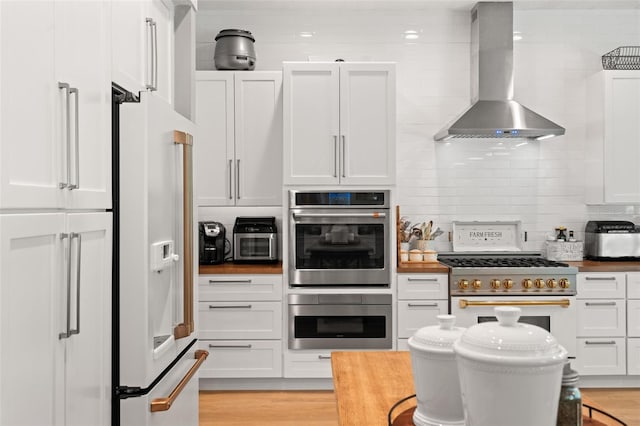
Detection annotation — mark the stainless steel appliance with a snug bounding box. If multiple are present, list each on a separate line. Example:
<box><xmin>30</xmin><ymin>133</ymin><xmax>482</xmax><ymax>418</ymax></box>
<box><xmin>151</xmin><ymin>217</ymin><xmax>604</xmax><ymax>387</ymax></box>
<box><xmin>585</xmin><ymin>220</ymin><xmax>640</xmax><ymax>259</ymax></box>
<box><xmin>441</xmin><ymin>221</ymin><xmax>578</xmax><ymax>356</ymax></box>
<box><xmin>288</xmin><ymin>190</ymin><xmax>391</xmax><ymax>287</ymax></box>
<box><xmin>213</xmin><ymin>29</ymin><xmax>256</xmax><ymax>70</ymax></box>
<box><xmin>288</xmin><ymin>294</ymin><xmax>392</xmax><ymax>349</ymax></box>
<box><xmin>199</xmin><ymin>221</ymin><xmax>226</xmax><ymax>265</ymax></box>
<box><xmin>233</xmin><ymin>216</ymin><xmax>278</xmax><ymax>263</ymax></box>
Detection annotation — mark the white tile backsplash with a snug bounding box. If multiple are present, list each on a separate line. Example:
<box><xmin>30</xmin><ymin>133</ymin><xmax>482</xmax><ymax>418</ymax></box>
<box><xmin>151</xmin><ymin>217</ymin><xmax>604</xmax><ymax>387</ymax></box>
<box><xmin>196</xmin><ymin>4</ymin><xmax>640</xmax><ymax>252</ymax></box>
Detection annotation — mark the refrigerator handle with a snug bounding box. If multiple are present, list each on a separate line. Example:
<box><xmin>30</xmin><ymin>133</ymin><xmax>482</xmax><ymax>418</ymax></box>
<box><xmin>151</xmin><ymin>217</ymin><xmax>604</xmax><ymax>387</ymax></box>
<box><xmin>149</xmin><ymin>349</ymin><xmax>208</xmax><ymax>412</ymax></box>
<box><xmin>69</xmin><ymin>233</ymin><xmax>81</xmax><ymax>336</ymax></box>
<box><xmin>59</xmin><ymin>233</ymin><xmax>72</xmax><ymax>339</ymax></box>
<box><xmin>173</xmin><ymin>130</ymin><xmax>194</xmax><ymax>340</ymax></box>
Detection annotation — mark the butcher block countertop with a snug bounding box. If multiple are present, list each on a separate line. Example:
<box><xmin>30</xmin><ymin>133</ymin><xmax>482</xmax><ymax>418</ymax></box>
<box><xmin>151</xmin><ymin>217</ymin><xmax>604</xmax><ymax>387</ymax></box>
<box><xmin>199</xmin><ymin>262</ymin><xmax>283</xmax><ymax>275</ymax></box>
<box><xmin>397</xmin><ymin>262</ymin><xmax>449</xmax><ymax>273</ymax></box>
<box><xmin>567</xmin><ymin>260</ymin><xmax>640</xmax><ymax>272</ymax></box>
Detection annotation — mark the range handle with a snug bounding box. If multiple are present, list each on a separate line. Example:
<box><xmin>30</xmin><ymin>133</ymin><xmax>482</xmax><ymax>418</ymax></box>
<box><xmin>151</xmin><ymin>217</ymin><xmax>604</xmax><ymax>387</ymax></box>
<box><xmin>458</xmin><ymin>299</ymin><xmax>571</xmax><ymax>309</ymax></box>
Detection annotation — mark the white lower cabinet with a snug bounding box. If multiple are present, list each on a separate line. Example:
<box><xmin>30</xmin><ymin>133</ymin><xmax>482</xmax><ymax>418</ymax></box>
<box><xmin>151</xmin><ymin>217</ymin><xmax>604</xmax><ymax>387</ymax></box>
<box><xmin>575</xmin><ymin>337</ymin><xmax>627</xmax><ymax>375</ymax></box>
<box><xmin>397</xmin><ymin>274</ymin><xmax>448</xmax><ymax>349</ymax></box>
<box><xmin>199</xmin><ymin>340</ymin><xmax>282</xmax><ymax>378</ymax></box>
<box><xmin>627</xmin><ymin>338</ymin><xmax>640</xmax><ymax>375</ymax></box>
<box><xmin>198</xmin><ymin>274</ymin><xmax>283</xmax><ymax>378</ymax></box>
<box><xmin>576</xmin><ymin>299</ymin><xmax>626</xmax><ymax>337</ymax></box>
<box><xmin>283</xmin><ymin>350</ymin><xmax>334</xmax><ymax>378</ymax></box>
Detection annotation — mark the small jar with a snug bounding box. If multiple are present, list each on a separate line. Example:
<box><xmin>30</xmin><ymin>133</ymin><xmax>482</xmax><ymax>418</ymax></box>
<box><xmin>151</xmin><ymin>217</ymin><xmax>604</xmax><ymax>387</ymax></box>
<box><xmin>557</xmin><ymin>361</ymin><xmax>582</xmax><ymax>426</ymax></box>
<box><xmin>556</xmin><ymin>227</ymin><xmax>567</xmax><ymax>241</ymax></box>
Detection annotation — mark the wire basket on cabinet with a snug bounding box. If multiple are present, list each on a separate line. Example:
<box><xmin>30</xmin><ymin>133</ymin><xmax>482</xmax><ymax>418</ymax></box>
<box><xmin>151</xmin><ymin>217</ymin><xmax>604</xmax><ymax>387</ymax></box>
<box><xmin>602</xmin><ymin>46</ymin><xmax>640</xmax><ymax>70</ymax></box>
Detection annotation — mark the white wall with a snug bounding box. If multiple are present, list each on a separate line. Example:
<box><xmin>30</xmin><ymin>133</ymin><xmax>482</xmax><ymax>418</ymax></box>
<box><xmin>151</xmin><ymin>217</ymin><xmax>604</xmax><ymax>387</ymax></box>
<box><xmin>195</xmin><ymin>3</ymin><xmax>640</xmax><ymax>251</ymax></box>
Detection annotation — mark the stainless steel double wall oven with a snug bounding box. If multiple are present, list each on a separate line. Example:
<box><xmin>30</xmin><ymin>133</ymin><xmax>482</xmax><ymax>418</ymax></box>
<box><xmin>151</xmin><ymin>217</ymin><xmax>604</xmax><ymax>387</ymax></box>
<box><xmin>287</xmin><ymin>190</ymin><xmax>392</xmax><ymax>350</ymax></box>
<box><xmin>288</xmin><ymin>190</ymin><xmax>391</xmax><ymax>287</ymax></box>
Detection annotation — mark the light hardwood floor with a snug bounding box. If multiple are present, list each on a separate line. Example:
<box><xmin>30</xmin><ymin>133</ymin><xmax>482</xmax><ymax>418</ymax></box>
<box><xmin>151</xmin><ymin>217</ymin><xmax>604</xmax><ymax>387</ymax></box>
<box><xmin>199</xmin><ymin>388</ymin><xmax>640</xmax><ymax>425</ymax></box>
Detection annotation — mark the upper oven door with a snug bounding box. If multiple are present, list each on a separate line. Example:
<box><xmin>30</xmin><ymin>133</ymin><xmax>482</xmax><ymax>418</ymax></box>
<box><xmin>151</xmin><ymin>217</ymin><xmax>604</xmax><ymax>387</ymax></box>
<box><xmin>289</xmin><ymin>208</ymin><xmax>390</xmax><ymax>286</ymax></box>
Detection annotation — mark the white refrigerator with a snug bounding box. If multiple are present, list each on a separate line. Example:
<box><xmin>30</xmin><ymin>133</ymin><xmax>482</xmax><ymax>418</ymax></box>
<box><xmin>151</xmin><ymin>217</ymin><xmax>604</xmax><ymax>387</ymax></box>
<box><xmin>112</xmin><ymin>86</ymin><xmax>203</xmax><ymax>426</ymax></box>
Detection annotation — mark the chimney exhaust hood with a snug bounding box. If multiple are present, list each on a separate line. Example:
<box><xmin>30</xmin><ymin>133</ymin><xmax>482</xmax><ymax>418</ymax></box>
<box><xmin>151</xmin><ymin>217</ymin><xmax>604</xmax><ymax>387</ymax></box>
<box><xmin>434</xmin><ymin>2</ymin><xmax>565</xmax><ymax>141</ymax></box>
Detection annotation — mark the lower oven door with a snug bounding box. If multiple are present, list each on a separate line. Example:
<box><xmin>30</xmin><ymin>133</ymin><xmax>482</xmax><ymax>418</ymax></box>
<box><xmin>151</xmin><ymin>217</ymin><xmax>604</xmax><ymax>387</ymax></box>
<box><xmin>289</xmin><ymin>208</ymin><xmax>390</xmax><ymax>286</ymax></box>
<box><xmin>288</xmin><ymin>294</ymin><xmax>392</xmax><ymax>350</ymax></box>
<box><xmin>451</xmin><ymin>295</ymin><xmax>577</xmax><ymax>357</ymax></box>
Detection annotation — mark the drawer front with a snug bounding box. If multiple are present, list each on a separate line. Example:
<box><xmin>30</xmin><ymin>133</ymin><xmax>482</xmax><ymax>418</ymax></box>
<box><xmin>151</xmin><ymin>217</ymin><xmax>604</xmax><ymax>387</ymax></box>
<box><xmin>283</xmin><ymin>350</ymin><xmax>334</xmax><ymax>378</ymax></box>
<box><xmin>397</xmin><ymin>300</ymin><xmax>448</xmax><ymax>339</ymax></box>
<box><xmin>199</xmin><ymin>340</ymin><xmax>283</xmax><ymax>378</ymax></box>
<box><xmin>577</xmin><ymin>273</ymin><xmax>626</xmax><ymax>299</ymax></box>
<box><xmin>397</xmin><ymin>274</ymin><xmax>448</xmax><ymax>300</ymax></box>
<box><xmin>199</xmin><ymin>274</ymin><xmax>282</xmax><ymax>301</ymax></box>
<box><xmin>628</xmin><ymin>272</ymin><xmax>640</xmax><ymax>299</ymax></box>
<box><xmin>575</xmin><ymin>337</ymin><xmax>626</xmax><ymax>376</ymax></box>
<box><xmin>199</xmin><ymin>301</ymin><xmax>282</xmax><ymax>339</ymax></box>
<box><xmin>628</xmin><ymin>300</ymin><xmax>640</xmax><ymax>337</ymax></box>
<box><xmin>627</xmin><ymin>338</ymin><xmax>640</xmax><ymax>375</ymax></box>
<box><xmin>577</xmin><ymin>299</ymin><xmax>626</xmax><ymax>337</ymax></box>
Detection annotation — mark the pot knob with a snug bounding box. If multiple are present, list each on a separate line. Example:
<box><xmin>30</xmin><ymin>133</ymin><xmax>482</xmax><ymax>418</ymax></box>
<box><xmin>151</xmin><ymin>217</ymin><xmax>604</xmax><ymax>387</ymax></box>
<box><xmin>503</xmin><ymin>279</ymin><xmax>514</xmax><ymax>289</ymax></box>
<box><xmin>522</xmin><ymin>279</ymin><xmax>533</xmax><ymax>289</ymax></box>
<box><xmin>490</xmin><ymin>279</ymin><xmax>501</xmax><ymax>289</ymax></box>
<box><xmin>546</xmin><ymin>279</ymin><xmax>558</xmax><ymax>288</ymax></box>
<box><xmin>472</xmin><ymin>279</ymin><xmax>482</xmax><ymax>289</ymax></box>
<box><xmin>458</xmin><ymin>279</ymin><xmax>469</xmax><ymax>290</ymax></box>
<box><xmin>559</xmin><ymin>278</ymin><xmax>571</xmax><ymax>289</ymax></box>
<box><xmin>535</xmin><ymin>278</ymin><xmax>545</xmax><ymax>288</ymax></box>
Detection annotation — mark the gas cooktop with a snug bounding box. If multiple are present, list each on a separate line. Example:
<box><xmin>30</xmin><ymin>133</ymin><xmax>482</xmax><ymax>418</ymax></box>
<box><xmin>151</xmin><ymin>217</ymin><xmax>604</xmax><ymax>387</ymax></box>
<box><xmin>438</xmin><ymin>256</ymin><xmax>570</xmax><ymax>268</ymax></box>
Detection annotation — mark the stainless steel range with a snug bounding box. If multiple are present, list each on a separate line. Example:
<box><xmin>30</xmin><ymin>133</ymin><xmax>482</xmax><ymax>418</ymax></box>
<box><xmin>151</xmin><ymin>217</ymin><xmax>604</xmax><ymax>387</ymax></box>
<box><xmin>442</xmin><ymin>221</ymin><xmax>578</xmax><ymax>356</ymax></box>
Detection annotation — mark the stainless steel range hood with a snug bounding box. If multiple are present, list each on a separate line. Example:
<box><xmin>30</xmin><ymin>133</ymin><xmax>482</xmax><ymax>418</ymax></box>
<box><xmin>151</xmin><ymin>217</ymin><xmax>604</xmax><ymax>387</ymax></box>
<box><xmin>434</xmin><ymin>2</ymin><xmax>565</xmax><ymax>141</ymax></box>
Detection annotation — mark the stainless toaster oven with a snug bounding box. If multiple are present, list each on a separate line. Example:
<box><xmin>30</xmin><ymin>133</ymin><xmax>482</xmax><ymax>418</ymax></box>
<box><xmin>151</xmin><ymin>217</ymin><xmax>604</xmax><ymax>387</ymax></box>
<box><xmin>232</xmin><ymin>216</ymin><xmax>278</xmax><ymax>263</ymax></box>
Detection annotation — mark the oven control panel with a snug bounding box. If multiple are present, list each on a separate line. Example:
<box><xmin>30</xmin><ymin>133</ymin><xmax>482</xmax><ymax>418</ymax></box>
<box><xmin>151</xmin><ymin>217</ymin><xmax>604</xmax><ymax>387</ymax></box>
<box><xmin>450</xmin><ymin>274</ymin><xmax>576</xmax><ymax>296</ymax></box>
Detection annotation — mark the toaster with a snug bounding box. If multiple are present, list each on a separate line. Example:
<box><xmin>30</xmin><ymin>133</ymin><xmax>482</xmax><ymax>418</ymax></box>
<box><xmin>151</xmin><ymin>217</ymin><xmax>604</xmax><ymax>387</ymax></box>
<box><xmin>584</xmin><ymin>221</ymin><xmax>640</xmax><ymax>260</ymax></box>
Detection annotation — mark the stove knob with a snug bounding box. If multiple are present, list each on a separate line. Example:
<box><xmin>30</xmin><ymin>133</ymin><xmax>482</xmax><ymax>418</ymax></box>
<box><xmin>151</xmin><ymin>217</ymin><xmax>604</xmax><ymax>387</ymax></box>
<box><xmin>472</xmin><ymin>279</ymin><xmax>482</xmax><ymax>289</ymax></box>
<box><xmin>503</xmin><ymin>279</ymin><xmax>514</xmax><ymax>289</ymax></box>
<box><xmin>522</xmin><ymin>279</ymin><xmax>533</xmax><ymax>289</ymax></box>
<box><xmin>490</xmin><ymin>279</ymin><xmax>501</xmax><ymax>289</ymax></box>
<box><xmin>546</xmin><ymin>279</ymin><xmax>558</xmax><ymax>289</ymax></box>
<box><xmin>458</xmin><ymin>279</ymin><xmax>469</xmax><ymax>290</ymax></box>
<box><xmin>534</xmin><ymin>279</ymin><xmax>545</xmax><ymax>289</ymax></box>
<box><xmin>559</xmin><ymin>278</ymin><xmax>571</xmax><ymax>289</ymax></box>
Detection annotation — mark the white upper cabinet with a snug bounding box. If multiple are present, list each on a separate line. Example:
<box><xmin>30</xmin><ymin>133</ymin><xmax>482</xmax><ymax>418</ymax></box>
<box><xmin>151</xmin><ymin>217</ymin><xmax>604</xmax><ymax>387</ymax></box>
<box><xmin>195</xmin><ymin>71</ymin><xmax>283</xmax><ymax>206</ymax></box>
<box><xmin>112</xmin><ymin>0</ymin><xmax>173</xmax><ymax>104</ymax></box>
<box><xmin>0</xmin><ymin>0</ymin><xmax>111</xmax><ymax>210</ymax></box>
<box><xmin>586</xmin><ymin>71</ymin><xmax>640</xmax><ymax>204</ymax></box>
<box><xmin>283</xmin><ymin>62</ymin><xmax>396</xmax><ymax>186</ymax></box>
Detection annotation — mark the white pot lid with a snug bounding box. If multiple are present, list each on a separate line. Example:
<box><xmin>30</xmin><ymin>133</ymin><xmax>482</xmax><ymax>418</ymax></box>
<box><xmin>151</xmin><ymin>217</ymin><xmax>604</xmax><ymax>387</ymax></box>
<box><xmin>453</xmin><ymin>307</ymin><xmax>567</xmax><ymax>365</ymax></box>
<box><xmin>408</xmin><ymin>315</ymin><xmax>466</xmax><ymax>353</ymax></box>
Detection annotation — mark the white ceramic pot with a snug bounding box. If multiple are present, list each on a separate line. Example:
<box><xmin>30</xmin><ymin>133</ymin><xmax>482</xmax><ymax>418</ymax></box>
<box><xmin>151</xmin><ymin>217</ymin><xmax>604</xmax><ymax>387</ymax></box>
<box><xmin>453</xmin><ymin>307</ymin><xmax>568</xmax><ymax>426</ymax></box>
<box><xmin>408</xmin><ymin>315</ymin><xmax>466</xmax><ymax>426</ymax></box>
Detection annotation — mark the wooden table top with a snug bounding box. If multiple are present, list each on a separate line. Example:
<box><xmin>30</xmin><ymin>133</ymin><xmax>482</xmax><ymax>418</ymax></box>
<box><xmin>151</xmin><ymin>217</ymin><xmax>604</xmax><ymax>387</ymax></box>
<box><xmin>331</xmin><ymin>351</ymin><xmax>607</xmax><ymax>426</ymax></box>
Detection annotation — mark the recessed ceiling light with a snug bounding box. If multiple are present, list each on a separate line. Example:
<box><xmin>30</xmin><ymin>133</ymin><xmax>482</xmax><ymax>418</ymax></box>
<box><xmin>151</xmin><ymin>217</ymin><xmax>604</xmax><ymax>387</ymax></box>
<box><xmin>299</xmin><ymin>32</ymin><xmax>314</xmax><ymax>38</ymax></box>
<box><xmin>404</xmin><ymin>30</ymin><xmax>419</xmax><ymax>40</ymax></box>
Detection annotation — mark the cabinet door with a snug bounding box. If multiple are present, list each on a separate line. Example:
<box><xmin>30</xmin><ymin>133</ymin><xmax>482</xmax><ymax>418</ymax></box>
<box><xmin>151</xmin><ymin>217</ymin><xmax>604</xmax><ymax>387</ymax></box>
<box><xmin>397</xmin><ymin>274</ymin><xmax>448</xmax><ymax>300</ymax></box>
<box><xmin>199</xmin><ymin>301</ymin><xmax>282</xmax><ymax>340</ymax></box>
<box><xmin>628</xmin><ymin>338</ymin><xmax>640</xmax><ymax>375</ymax></box>
<box><xmin>628</xmin><ymin>272</ymin><xmax>640</xmax><ymax>299</ymax></box>
<box><xmin>339</xmin><ymin>63</ymin><xmax>396</xmax><ymax>185</ymax></box>
<box><xmin>603</xmin><ymin>71</ymin><xmax>640</xmax><ymax>203</ymax></box>
<box><xmin>199</xmin><ymin>340</ymin><xmax>283</xmax><ymax>378</ymax></box>
<box><xmin>195</xmin><ymin>73</ymin><xmax>234</xmax><ymax>206</ymax></box>
<box><xmin>397</xmin><ymin>300</ymin><xmax>448</xmax><ymax>338</ymax></box>
<box><xmin>628</xmin><ymin>300</ymin><xmax>640</xmax><ymax>338</ymax></box>
<box><xmin>112</xmin><ymin>0</ymin><xmax>147</xmax><ymax>92</ymax></box>
<box><xmin>199</xmin><ymin>274</ymin><xmax>282</xmax><ymax>302</ymax></box>
<box><xmin>55</xmin><ymin>0</ymin><xmax>111</xmax><ymax>210</ymax></box>
<box><xmin>283</xmin><ymin>350</ymin><xmax>334</xmax><ymax>378</ymax></box>
<box><xmin>577</xmin><ymin>272</ymin><xmax>626</xmax><ymax>299</ymax></box>
<box><xmin>575</xmin><ymin>337</ymin><xmax>626</xmax><ymax>375</ymax></box>
<box><xmin>0</xmin><ymin>213</ymin><xmax>65</xmax><ymax>426</ymax></box>
<box><xmin>64</xmin><ymin>213</ymin><xmax>111</xmax><ymax>426</ymax></box>
<box><xmin>576</xmin><ymin>299</ymin><xmax>626</xmax><ymax>337</ymax></box>
<box><xmin>283</xmin><ymin>62</ymin><xmax>340</xmax><ymax>185</ymax></box>
<box><xmin>0</xmin><ymin>1</ymin><xmax>62</xmax><ymax>209</ymax></box>
<box><xmin>234</xmin><ymin>72</ymin><xmax>283</xmax><ymax>206</ymax></box>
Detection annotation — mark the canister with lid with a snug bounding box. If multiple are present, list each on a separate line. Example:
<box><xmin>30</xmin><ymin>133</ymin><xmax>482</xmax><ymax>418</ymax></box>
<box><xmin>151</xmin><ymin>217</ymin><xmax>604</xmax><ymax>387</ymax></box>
<box><xmin>408</xmin><ymin>314</ymin><xmax>466</xmax><ymax>426</ymax></box>
<box><xmin>453</xmin><ymin>306</ymin><xmax>568</xmax><ymax>426</ymax></box>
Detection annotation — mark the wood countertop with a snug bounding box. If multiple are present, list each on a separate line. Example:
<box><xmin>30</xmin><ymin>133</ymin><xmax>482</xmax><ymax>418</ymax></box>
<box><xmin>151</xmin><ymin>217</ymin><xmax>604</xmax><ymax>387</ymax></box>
<box><xmin>331</xmin><ymin>351</ymin><xmax>610</xmax><ymax>426</ymax></box>
<box><xmin>199</xmin><ymin>262</ymin><xmax>283</xmax><ymax>275</ymax></box>
<box><xmin>397</xmin><ymin>262</ymin><xmax>449</xmax><ymax>273</ymax></box>
<box><xmin>567</xmin><ymin>260</ymin><xmax>640</xmax><ymax>272</ymax></box>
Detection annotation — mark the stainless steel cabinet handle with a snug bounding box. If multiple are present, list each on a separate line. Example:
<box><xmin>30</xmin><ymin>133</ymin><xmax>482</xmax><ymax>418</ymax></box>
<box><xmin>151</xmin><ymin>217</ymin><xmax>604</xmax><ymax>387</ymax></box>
<box><xmin>208</xmin><ymin>304</ymin><xmax>252</xmax><ymax>309</ymax></box>
<box><xmin>145</xmin><ymin>18</ymin><xmax>157</xmax><ymax>91</ymax></box>
<box><xmin>69</xmin><ymin>233</ymin><xmax>81</xmax><ymax>336</ymax></box>
<box><xmin>236</xmin><ymin>159</ymin><xmax>240</xmax><ymax>199</ymax></box>
<box><xmin>58</xmin><ymin>83</ymin><xmax>71</xmax><ymax>189</ymax></box>
<box><xmin>68</xmin><ymin>87</ymin><xmax>80</xmax><ymax>190</ymax></box>
<box><xmin>318</xmin><ymin>355</ymin><xmax>332</xmax><ymax>360</ymax></box>
<box><xmin>408</xmin><ymin>303</ymin><xmax>439</xmax><ymax>307</ymax></box>
<box><xmin>585</xmin><ymin>276</ymin><xmax>617</xmax><ymax>281</ymax></box>
<box><xmin>333</xmin><ymin>136</ymin><xmax>338</xmax><ymax>178</ymax></box>
<box><xmin>341</xmin><ymin>135</ymin><xmax>346</xmax><ymax>178</ymax></box>
<box><xmin>59</xmin><ymin>233</ymin><xmax>72</xmax><ymax>339</ymax></box>
<box><xmin>585</xmin><ymin>302</ymin><xmax>617</xmax><ymax>306</ymax></box>
<box><xmin>407</xmin><ymin>277</ymin><xmax>439</xmax><ymax>282</ymax></box>
<box><xmin>228</xmin><ymin>159</ymin><xmax>233</xmax><ymax>200</ymax></box>
<box><xmin>208</xmin><ymin>344</ymin><xmax>252</xmax><ymax>349</ymax></box>
<box><xmin>585</xmin><ymin>340</ymin><xmax>616</xmax><ymax>345</ymax></box>
<box><xmin>208</xmin><ymin>279</ymin><xmax>253</xmax><ymax>284</ymax></box>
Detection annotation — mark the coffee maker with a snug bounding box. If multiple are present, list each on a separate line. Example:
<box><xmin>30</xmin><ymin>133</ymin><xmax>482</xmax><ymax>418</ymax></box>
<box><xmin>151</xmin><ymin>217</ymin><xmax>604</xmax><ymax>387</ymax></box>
<box><xmin>199</xmin><ymin>221</ymin><xmax>226</xmax><ymax>265</ymax></box>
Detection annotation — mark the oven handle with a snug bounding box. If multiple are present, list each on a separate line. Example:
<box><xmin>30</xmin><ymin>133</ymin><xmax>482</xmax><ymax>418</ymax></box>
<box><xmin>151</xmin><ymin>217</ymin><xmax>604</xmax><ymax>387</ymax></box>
<box><xmin>292</xmin><ymin>212</ymin><xmax>386</xmax><ymax>219</ymax></box>
<box><xmin>458</xmin><ymin>299</ymin><xmax>571</xmax><ymax>309</ymax></box>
